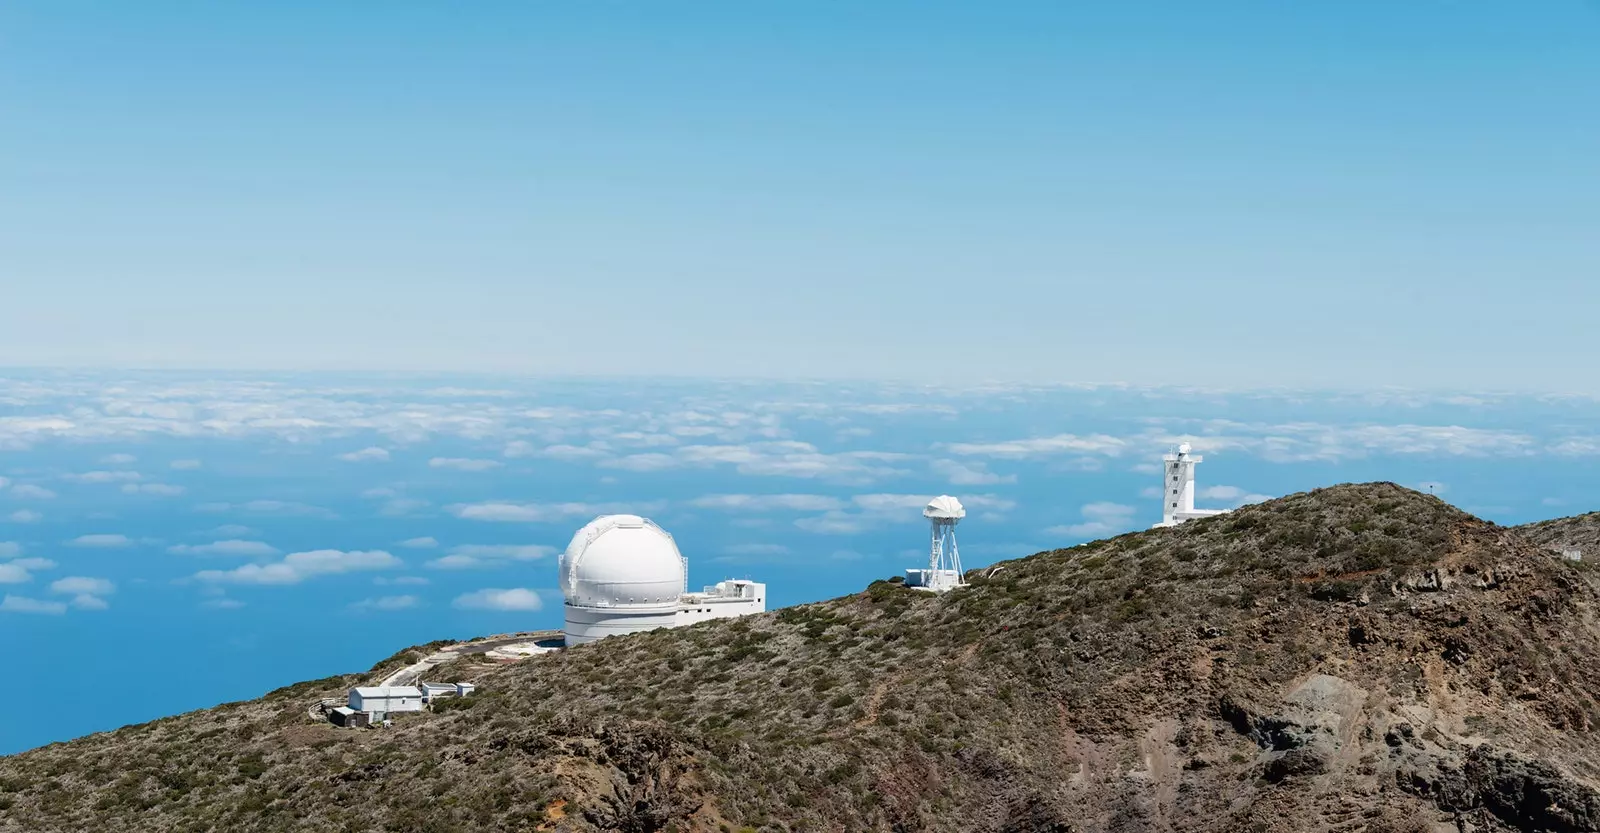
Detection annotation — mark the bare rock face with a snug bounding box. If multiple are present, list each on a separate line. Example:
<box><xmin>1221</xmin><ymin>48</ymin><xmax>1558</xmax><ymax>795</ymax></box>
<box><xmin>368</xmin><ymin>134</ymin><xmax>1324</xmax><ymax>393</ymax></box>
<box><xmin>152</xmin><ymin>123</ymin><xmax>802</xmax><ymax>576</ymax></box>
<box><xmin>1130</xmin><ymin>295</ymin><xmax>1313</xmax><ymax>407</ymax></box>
<box><xmin>3</xmin><ymin>483</ymin><xmax>1600</xmax><ymax>832</ymax></box>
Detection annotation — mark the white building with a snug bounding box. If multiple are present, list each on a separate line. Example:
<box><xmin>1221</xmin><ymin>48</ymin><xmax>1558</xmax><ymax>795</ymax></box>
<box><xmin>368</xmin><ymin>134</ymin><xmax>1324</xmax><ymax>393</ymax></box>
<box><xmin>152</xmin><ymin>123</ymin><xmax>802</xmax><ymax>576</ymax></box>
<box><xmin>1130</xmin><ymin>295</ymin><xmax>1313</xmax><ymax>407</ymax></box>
<box><xmin>1152</xmin><ymin>443</ymin><xmax>1229</xmax><ymax>528</ymax></box>
<box><xmin>348</xmin><ymin>685</ymin><xmax>425</xmax><ymax>720</ymax></box>
<box><xmin>676</xmin><ymin>579</ymin><xmax>767</xmax><ymax>627</ymax></box>
<box><xmin>560</xmin><ymin>514</ymin><xmax>766</xmax><ymax>646</ymax></box>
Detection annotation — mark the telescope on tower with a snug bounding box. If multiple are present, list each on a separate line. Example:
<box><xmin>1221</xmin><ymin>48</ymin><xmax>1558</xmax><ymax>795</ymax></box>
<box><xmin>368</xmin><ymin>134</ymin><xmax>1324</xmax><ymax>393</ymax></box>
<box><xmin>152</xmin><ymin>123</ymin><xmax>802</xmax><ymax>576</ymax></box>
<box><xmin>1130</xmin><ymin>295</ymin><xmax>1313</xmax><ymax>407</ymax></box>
<box><xmin>1152</xmin><ymin>442</ymin><xmax>1229</xmax><ymax>528</ymax></box>
<box><xmin>905</xmin><ymin>495</ymin><xmax>966</xmax><ymax>592</ymax></box>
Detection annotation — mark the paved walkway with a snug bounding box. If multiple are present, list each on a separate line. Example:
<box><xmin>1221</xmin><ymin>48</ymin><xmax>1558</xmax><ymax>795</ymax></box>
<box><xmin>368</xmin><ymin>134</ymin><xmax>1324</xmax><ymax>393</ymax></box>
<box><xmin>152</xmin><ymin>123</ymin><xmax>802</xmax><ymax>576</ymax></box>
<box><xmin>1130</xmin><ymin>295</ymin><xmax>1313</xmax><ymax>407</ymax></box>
<box><xmin>376</xmin><ymin>630</ymin><xmax>561</xmax><ymax>687</ymax></box>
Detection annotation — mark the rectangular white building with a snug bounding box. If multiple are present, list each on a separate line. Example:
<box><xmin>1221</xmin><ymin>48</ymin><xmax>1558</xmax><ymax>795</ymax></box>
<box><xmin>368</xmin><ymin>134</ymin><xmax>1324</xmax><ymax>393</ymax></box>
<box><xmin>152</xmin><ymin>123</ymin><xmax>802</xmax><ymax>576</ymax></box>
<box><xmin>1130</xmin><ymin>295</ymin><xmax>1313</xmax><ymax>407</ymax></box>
<box><xmin>675</xmin><ymin>579</ymin><xmax>766</xmax><ymax>627</ymax></box>
<box><xmin>349</xmin><ymin>686</ymin><xmax>425</xmax><ymax>719</ymax></box>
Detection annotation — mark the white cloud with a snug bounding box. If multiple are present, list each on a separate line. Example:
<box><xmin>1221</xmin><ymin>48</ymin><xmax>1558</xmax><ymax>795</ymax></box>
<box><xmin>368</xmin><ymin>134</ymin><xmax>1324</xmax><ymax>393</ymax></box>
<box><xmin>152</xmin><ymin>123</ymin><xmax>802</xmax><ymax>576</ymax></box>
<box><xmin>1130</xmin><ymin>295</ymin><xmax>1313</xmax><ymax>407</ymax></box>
<box><xmin>8</xmin><ymin>485</ymin><xmax>57</xmax><ymax>500</ymax></box>
<box><xmin>0</xmin><ymin>476</ymin><xmax>8</xmax><ymax>490</ymax></box>
<box><xmin>0</xmin><ymin>542</ymin><xmax>17</xmax><ymax>559</ymax></box>
<box><xmin>675</xmin><ymin>442</ymin><xmax>908</xmax><ymax>481</ymax></box>
<box><xmin>100</xmin><ymin>453</ymin><xmax>137</xmax><ymax>464</ymax></box>
<box><xmin>51</xmin><ymin>576</ymin><xmax>114</xmax><ymax>596</ymax></box>
<box><xmin>398</xmin><ymin>536</ymin><xmax>439</xmax><ymax>549</ymax></box>
<box><xmin>207</xmin><ymin>524</ymin><xmax>257</xmax><ymax>536</ymax></box>
<box><xmin>10</xmin><ymin>557</ymin><xmax>54</xmax><ymax>571</ymax></box>
<box><xmin>201</xmin><ymin>597</ymin><xmax>244</xmax><ymax>610</ymax></box>
<box><xmin>947</xmin><ymin>434</ymin><xmax>1130</xmax><ymax>459</ymax></box>
<box><xmin>599</xmin><ymin>453</ymin><xmax>678</xmax><ymax>472</ymax></box>
<box><xmin>168</xmin><ymin>540</ymin><xmax>279</xmax><ymax>557</ymax></box>
<box><xmin>0</xmin><ymin>563</ymin><xmax>34</xmax><ymax>584</ymax></box>
<box><xmin>338</xmin><ymin>447</ymin><xmax>391</xmax><ymax>462</ymax></box>
<box><xmin>1</xmin><ymin>595</ymin><xmax>66</xmax><ymax>615</ymax></box>
<box><xmin>350</xmin><ymin>594</ymin><xmax>420</xmax><ymax>611</ymax></box>
<box><xmin>950</xmin><ymin>421</ymin><xmax>1546</xmax><ymax>466</ymax></box>
<box><xmin>930</xmin><ymin>459</ymin><xmax>1016</xmax><ymax>485</ymax></box>
<box><xmin>453</xmin><ymin>587</ymin><xmax>544</xmax><ymax>611</ymax></box>
<box><xmin>794</xmin><ymin>512</ymin><xmax>869</xmax><ymax>535</ymax></box>
<box><xmin>69</xmin><ymin>593</ymin><xmax>109</xmax><ymax>610</ymax></box>
<box><xmin>193</xmin><ymin>549</ymin><xmax>402</xmax><ymax>585</ymax></box>
<box><xmin>853</xmin><ymin>493</ymin><xmax>1015</xmax><ymax>513</ymax></box>
<box><xmin>1148</xmin><ymin>421</ymin><xmax>1539</xmax><ymax>463</ymax></box>
<box><xmin>377</xmin><ymin>498</ymin><xmax>431</xmax><ymax>517</ymax></box>
<box><xmin>448</xmin><ymin>501</ymin><xmax>644</xmax><ymax>523</ymax></box>
<box><xmin>64</xmin><ymin>470</ymin><xmax>143</xmax><ymax>483</ymax></box>
<box><xmin>374</xmin><ymin>575</ymin><xmax>430</xmax><ymax>586</ymax></box>
<box><xmin>426</xmin><ymin>544</ymin><xmax>554</xmax><ymax>570</ymax></box>
<box><xmin>68</xmin><ymin>534</ymin><xmax>132</xmax><ymax>548</ymax></box>
<box><xmin>1548</xmin><ymin>437</ymin><xmax>1600</xmax><ymax>456</ymax></box>
<box><xmin>170</xmin><ymin>459</ymin><xmax>203</xmax><ymax>470</ymax></box>
<box><xmin>1198</xmin><ymin>485</ymin><xmax>1245</xmax><ymax>501</ymax></box>
<box><xmin>195</xmin><ymin>500</ymin><xmax>336</xmax><ymax>518</ymax></box>
<box><xmin>429</xmin><ymin>457</ymin><xmax>503</xmax><ymax>472</ymax></box>
<box><xmin>792</xmin><ymin>493</ymin><xmax>1014</xmax><ymax>535</ymax></box>
<box><xmin>1046</xmin><ymin>502</ymin><xmax>1139</xmax><ymax>539</ymax></box>
<box><xmin>8</xmin><ymin>510</ymin><xmax>41</xmax><ymax>523</ymax></box>
<box><xmin>524</xmin><ymin>443</ymin><xmax>611</xmax><ymax>461</ymax></box>
<box><xmin>122</xmin><ymin>483</ymin><xmax>185</xmax><ymax>496</ymax></box>
<box><xmin>690</xmin><ymin>494</ymin><xmax>846</xmax><ymax>512</ymax></box>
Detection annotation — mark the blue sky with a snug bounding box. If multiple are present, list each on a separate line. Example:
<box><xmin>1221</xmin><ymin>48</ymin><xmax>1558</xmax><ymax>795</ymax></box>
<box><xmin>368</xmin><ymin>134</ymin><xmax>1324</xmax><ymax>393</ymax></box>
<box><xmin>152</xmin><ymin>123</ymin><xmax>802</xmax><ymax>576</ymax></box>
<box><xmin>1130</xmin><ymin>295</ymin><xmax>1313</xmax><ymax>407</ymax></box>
<box><xmin>4</xmin><ymin>4</ymin><xmax>1600</xmax><ymax>752</ymax></box>
<box><xmin>5</xmin><ymin>372</ymin><xmax>1600</xmax><ymax>752</ymax></box>
<box><xmin>3</xmin><ymin>3</ymin><xmax>1600</xmax><ymax>387</ymax></box>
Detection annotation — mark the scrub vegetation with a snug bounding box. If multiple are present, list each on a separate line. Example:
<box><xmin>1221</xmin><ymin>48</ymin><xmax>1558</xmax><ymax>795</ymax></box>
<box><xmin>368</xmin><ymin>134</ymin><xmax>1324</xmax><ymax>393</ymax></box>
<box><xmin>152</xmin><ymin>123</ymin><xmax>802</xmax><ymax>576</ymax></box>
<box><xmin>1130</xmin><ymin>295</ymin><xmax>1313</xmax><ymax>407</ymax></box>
<box><xmin>3</xmin><ymin>483</ymin><xmax>1600</xmax><ymax>832</ymax></box>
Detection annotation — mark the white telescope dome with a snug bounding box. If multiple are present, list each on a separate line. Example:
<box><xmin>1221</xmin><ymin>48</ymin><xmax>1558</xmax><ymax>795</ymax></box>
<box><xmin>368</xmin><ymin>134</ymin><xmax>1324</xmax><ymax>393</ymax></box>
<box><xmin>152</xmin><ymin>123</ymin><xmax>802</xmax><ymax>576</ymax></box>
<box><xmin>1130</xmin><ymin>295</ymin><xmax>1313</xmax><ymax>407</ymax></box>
<box><xmin>560</xmin><ymin>514</ymin><xmax>686</xmax><ymax>610</ymax></box>
<box><xmin>923</xmin><ymin>495</ymin><xmax>966</xmax><ymax>522</ymax></box>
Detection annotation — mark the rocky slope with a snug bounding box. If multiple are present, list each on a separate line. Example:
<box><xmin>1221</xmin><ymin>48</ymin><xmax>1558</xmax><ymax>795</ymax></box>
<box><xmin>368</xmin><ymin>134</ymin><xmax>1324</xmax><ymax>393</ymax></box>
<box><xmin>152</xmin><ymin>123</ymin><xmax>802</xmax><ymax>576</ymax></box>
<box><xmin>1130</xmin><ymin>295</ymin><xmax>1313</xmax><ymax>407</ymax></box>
<box><xmin>1515</xmin><ymin>512</ymin><xmax>1600</xmax><ymax>555</ymax></box>
<box><xmin>4</xmin><ymin>483</ymin><xmax>1600</xmax><ymax>833</ymax></box>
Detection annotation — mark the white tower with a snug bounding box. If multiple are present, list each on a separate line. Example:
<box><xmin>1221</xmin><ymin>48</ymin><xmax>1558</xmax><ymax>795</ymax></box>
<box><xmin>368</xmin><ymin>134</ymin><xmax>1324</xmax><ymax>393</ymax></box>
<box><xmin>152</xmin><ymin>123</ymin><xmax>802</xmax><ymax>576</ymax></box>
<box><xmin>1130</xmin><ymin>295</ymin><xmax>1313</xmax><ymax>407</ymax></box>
<box><xmin>906</xmin><ymin>495</ymin><xmax>966</xmax><ymax>592</ymax></box>
<box><xmin>1153</xmin><ymin>443</ymin><xmax>1227</xmax><ymax>528</ymax></box>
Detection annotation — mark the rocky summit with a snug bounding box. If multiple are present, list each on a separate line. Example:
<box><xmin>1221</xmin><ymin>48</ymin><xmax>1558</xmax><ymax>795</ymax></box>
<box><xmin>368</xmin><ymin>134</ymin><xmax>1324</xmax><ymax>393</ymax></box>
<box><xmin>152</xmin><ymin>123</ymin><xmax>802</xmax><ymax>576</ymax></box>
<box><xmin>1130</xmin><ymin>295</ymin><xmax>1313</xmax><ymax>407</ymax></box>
<box><xmin>3</xmin><ymin>483</ymin><xmax>1600</xmax><ymax>833</ymax></box>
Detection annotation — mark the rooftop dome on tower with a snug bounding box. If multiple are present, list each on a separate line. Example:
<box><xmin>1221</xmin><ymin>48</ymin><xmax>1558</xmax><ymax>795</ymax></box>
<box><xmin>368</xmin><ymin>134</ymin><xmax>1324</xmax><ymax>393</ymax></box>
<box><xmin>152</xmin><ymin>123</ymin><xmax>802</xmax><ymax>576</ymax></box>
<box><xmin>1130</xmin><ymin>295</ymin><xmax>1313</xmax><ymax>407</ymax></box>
<box><xmin>560</xmin><ymin>514</ymin><xmax>686</xmax><ymax>610</ymax></box>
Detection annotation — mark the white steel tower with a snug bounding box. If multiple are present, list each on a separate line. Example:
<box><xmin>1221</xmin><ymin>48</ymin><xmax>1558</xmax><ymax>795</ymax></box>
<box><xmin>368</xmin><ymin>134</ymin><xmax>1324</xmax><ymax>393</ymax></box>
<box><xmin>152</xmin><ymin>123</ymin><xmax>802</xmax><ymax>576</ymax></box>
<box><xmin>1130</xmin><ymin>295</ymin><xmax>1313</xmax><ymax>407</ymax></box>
<box><xmin>906</xmin><ymin>495</ymin><xmax>966</xmax><ymax>592</ymax></box>
<box><xmin>1152</xmin><ymin>443</ymin><xmax>1227</xmax><ymax>528</ymax></box>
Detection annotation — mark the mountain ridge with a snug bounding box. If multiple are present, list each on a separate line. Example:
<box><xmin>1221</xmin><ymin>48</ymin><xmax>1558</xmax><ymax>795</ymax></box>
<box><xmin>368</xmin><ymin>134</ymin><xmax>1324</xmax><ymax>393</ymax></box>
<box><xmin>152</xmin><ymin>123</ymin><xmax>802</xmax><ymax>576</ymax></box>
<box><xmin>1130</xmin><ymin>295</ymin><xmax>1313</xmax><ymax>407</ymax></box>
<box><xmin>3</xmin><ymin>482</ymin><xmax>1599</xmax><ymax>833</ymax></box>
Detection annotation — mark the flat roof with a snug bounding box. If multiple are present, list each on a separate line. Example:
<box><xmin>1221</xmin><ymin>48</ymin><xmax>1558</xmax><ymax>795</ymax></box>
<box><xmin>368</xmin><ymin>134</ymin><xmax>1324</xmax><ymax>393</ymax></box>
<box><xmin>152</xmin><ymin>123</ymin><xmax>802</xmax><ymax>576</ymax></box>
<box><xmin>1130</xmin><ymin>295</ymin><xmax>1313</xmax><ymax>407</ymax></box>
<box><xmin>352</xmin><ymin>686</ymin><xmax>422</xmax><ymax>697</ymax></box>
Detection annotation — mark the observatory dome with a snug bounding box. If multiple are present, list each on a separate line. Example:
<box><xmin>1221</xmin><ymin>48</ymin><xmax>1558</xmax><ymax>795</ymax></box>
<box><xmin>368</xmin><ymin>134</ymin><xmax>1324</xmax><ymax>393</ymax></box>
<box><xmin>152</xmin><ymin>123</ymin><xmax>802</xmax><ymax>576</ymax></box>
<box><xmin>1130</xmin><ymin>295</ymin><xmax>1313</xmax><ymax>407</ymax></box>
<box><xmin>923</xmin><ymin>495</ymin><xmax>966</xmax><ymax>521</ymax></box>
<box><xmin>560</xmin><ymin>514</ymin><xmax>686</xmax><ymax>610</ymax></box>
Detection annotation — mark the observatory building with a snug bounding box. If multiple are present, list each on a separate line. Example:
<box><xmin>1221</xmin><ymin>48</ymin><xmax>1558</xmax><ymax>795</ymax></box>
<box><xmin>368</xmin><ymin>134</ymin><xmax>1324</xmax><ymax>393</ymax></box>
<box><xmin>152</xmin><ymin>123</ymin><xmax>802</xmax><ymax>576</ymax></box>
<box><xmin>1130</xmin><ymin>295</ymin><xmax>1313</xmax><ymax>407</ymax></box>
<box><xmin>559</xmin><ymin>514</ymin><xmax>766</xmax><ymax>646</ymax></box>
<box><xmin>904</xmin><ymin>495</ymin><xmax>967</xmax><ymax>592</ymax></box>
<box><xmin>1152</xmin><ymin>443</ymin><xmax>1229</xmax><ymax>528</ymax></box>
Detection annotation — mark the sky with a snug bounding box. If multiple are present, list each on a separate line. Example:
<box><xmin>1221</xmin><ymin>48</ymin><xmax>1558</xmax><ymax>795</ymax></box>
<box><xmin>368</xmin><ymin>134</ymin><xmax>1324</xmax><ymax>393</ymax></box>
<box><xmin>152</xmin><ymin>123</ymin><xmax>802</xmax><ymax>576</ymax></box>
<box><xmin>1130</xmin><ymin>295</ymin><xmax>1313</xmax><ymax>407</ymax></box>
<box><xmin>5</xmin><ymin>371</ymin><xmax>1600</xmax><ymax>753</ymax></box>
<box><xmin>4</xmin><ymin>3</ymin><xmax>1600</xmax><ymax>754</ymax></box>
<box><xmin>3</xmin><ymin>2</ymin><xmax>1600</xmax><ymax>388</ymax></box>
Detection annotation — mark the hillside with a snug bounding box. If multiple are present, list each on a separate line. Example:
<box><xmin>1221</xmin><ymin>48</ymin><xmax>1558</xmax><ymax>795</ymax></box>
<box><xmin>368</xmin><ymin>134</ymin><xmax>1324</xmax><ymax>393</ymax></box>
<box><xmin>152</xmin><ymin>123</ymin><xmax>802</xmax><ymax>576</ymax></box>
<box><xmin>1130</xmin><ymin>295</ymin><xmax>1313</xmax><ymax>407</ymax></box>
<box><xmin>1515</xmin><ymin>511</ymin><xmax>1600</xmax><ymax>554</ymax></box>
<box><xmin>4</xmin><ymin>483</ymin><xmax>1600</xmax><ymax>833</ymax></box>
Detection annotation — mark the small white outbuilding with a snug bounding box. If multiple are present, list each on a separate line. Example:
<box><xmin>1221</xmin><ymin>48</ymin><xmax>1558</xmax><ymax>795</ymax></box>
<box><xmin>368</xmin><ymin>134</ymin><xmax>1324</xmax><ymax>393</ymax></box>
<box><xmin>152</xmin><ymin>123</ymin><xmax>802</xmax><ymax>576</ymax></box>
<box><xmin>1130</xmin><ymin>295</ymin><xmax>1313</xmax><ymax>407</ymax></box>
<box><xmin>349</xmin><ymin>686</ymin><xmax>424</xmax><ymax>719</ymax></box>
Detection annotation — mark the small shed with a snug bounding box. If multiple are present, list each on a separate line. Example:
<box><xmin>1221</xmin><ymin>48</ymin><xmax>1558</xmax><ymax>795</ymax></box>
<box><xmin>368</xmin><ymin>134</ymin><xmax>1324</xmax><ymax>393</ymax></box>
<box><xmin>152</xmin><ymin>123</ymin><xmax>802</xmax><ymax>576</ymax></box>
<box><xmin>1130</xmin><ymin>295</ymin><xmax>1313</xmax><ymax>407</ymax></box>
<box><xmin>455</xmin><ymin>682</ymin><xmax>476</xmax><ymax>697</ymax></box>
<box><xmin>349</xmin><ymin>686</ymin><xmax>425</xmax><ymax>719</ymax></box>
<box><xmin>420</xmin><ymin>682</ymin><xmax>457</xmax><ymax>702</ymax></box>
<box><xmin>328</xmin><ymin>706</ymin><xmax>369</xmax><ymax>728</ymax></box>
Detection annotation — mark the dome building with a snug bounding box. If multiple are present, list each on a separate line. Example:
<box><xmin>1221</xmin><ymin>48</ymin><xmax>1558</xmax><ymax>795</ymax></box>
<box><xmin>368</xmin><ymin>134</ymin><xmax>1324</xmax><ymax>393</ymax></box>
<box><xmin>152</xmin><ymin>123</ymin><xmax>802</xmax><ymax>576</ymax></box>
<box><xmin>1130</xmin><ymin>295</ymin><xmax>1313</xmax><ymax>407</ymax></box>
<box><xmin>560</xmin><ymin>514</ymin><xmax>766</xmax><ymax>646</ymax></box>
